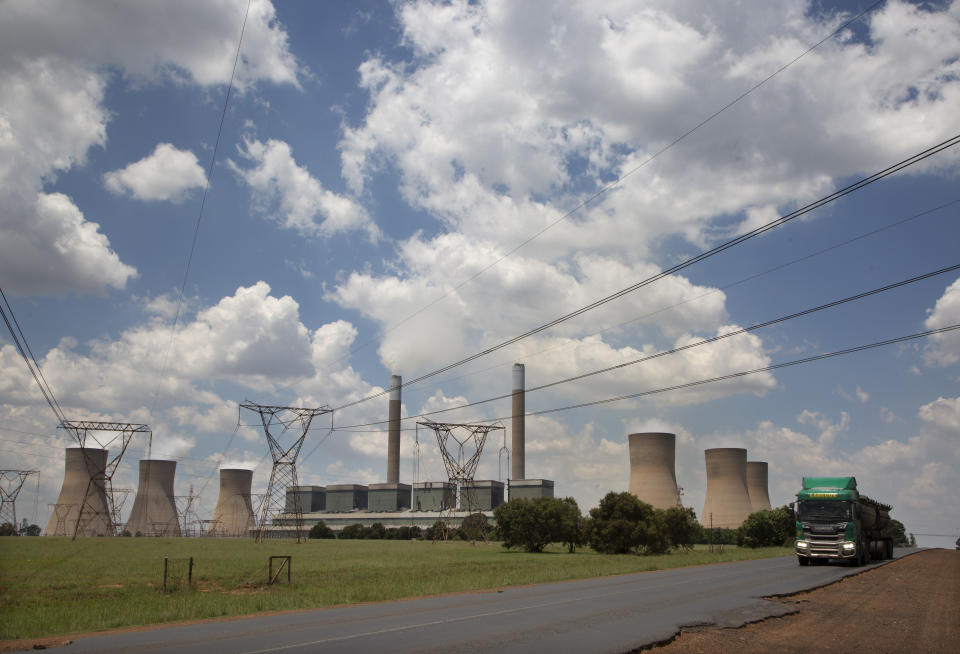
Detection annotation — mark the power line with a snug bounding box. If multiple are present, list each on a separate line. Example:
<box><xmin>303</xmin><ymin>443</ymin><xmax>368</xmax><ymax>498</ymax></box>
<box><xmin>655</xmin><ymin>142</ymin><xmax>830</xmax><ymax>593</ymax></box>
<box><xmin>330</xmin><ymin>1</ymin><xmax>887</xmax><ymax>371</ymax></box>
<box><xmin>0</xmin><ymin>288</ymin><xmax>67</xmax><ymax>425</ymax></box>
<box><xmin>334</xmin><ymin>132</ymin><xmax>960</xmax><ymax>413</ymax></box>
<box><xmin>331</xmin><ymin>263</ymin><xmax>960</xmax><ymax>429</ymax></box>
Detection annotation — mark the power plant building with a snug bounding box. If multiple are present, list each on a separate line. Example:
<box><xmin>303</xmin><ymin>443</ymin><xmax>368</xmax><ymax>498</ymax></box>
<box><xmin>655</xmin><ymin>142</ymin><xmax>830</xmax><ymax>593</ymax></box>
<box><xmin>46</xmin><ymin>447</ymin><xmax>113</xmax><ymax>537</ymax></box>
<box><xmin>285</xmin><ymin>486</ymin><xmax>326</xmax><ymax>513</ymax></box>
<box><xmin>628</xmin><ymin>432</ymin><xmax>680</xmax><ymax>510</ymax></box>
<box><xmin>208</xmin><ymin>468</ymin><xmax>256</xmax><ymax>537</ymax></box>
<box><xmin>325</xmin><ymin>484</ymin><xmax>368</xmax><ymax>512</ymax></box>
<box><xmin>368</xmin><ymin>483</ymin><xmax>411</xmax><ymax>512</ymax></box>
<box><xmin>701</xmin><ymin>448</ymin><xmax>754</xmax><ymax>529</ymax></box>
<box><xmin>508</xmin><ymin>479</ymin><xmax>554</xmax><ymax>500</ymax></box>
<box><xmin>124</xmin><ymin>459</ymin><xmax>180</xmax><ymax>537</ymax></box>
<box><xmin>746</xmin><ymin>461</ymin><xmax>772</xmax><ymax>513</ymax></box>
<box><xmin>413</xmin><ymin>482</ymin><xmax>455</xmax><ymax>511</ymax></box>
<box><xmin>460</xmin><ymin>480</ymin><xmax>504</xmax><ymax>511</ymax></box>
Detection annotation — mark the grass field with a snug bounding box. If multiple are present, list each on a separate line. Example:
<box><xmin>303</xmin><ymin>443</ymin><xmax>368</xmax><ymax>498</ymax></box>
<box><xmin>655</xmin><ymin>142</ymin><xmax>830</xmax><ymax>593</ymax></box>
<box><xmin>0</xmin><ymin>538</ymin><xmax>792</xmax><ymax>641</ymax></box>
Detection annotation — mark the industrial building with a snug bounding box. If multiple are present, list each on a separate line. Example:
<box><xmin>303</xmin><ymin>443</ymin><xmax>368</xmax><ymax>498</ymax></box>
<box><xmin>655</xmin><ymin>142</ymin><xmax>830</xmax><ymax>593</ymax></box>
<box><xmin>701</xmin><ymin>448</ymin><xmax>754</xmax><ymax>529</ymax></box>
<box><xmin>124</xmin><ymin>459</ymin><xmax>180</xmax><ymax>537</ymax></box>
<box><xmin>46</xmin><ymin>447</ymin><xmax>113</xmax><ymax>537</ymax></box>
<box><xmin>746</xmin><ymin>461</ymin><xmax>772</xmax><ymax>512</ymax></box>
<box><xmin>508</xmin><ymin>479</ymin><xmax>554</xmax><ymax>500</ymax></box>
<box><xmin>627</xmin><ymin>432</ymin><xmax>680</xmax><ymax>510</ymax></box>
<box><xmin>208</xmin><ymin>468</ymin><xmax>256</xmax><ymax>537</ymax></box>
<box><xmin>285</xmin><ymin>485</ymin><xmax>326</xmax><ymax>513</ymax></box>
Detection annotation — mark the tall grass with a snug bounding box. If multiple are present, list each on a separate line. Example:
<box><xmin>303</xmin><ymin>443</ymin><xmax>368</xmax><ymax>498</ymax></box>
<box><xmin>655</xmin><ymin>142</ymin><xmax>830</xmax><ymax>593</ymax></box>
<box><xmin>0</xmin><ymin>538</ymin><xmax>791</xmax><ymax>640</ymax></box>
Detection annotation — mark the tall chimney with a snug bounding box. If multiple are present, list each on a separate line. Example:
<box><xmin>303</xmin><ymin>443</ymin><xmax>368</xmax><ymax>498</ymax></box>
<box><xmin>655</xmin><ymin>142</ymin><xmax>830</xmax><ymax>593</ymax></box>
<box><xmin>511</xmin><ymin>363</ymin><xmax>525</xmax><ymax>480</ymax></box>
<box><xmin>387</xmin><ymin>374</ymin><xmax>401</xmax><ymax>484</ymax></box>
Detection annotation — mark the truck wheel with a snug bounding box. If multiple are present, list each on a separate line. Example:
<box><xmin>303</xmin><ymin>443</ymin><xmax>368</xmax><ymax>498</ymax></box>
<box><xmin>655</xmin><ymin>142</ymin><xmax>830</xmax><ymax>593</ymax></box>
<box><xmin>798</xmin><ymin>556</ymin><xmax>809</xmax><ymax>566</ymax></box>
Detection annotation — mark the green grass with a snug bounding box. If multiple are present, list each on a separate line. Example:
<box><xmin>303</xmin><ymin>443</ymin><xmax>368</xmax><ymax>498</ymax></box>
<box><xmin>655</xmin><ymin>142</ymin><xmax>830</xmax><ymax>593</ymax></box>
<box><xmin>0</xmin><ymin>538</ymin><xmax>792</xmax><ymax>641</ymax></box>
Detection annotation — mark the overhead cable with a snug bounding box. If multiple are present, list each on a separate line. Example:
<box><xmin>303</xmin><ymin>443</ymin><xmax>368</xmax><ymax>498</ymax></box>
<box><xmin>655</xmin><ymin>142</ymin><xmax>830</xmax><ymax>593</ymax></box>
<box><xmin>334</xmin><ymin>132</ymin><xmax>960</xmax><ymax>413</ymax></box>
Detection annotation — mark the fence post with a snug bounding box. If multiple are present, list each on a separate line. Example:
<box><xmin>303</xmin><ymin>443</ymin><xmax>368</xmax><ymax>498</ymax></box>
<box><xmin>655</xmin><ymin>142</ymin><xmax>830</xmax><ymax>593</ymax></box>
<box><xmin>163</xmin><ymin>557</ymin><xmax>169</xmax><ymax>591</ymax></box>
<box><xmin>188</xmin><ymin>557</ymin><xmax>194</xmax><ymax>586</ymax></box>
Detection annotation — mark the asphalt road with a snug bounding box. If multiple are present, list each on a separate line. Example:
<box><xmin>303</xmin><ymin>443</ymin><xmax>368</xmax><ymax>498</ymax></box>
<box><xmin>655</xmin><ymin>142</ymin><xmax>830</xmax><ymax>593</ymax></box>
<box><xmin>64</xmin><ymin>551</ymin><xmax>908</xmax><ymax>654</ymax></box>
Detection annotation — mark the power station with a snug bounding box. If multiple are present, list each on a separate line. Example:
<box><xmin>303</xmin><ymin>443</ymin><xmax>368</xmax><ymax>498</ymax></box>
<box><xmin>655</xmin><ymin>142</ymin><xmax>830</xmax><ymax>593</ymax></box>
<box><xmin>124</xmin><ymin>459</ymin><xmax>180</xmax><ymax>537</ymax></box>
<box><xmin>46</xmin><ymin>447</ymin><xmax>113</xmax><ymax>537</ymax></box>
<box><xmin>208</xmin><ymin>468</ymin><xmax>256</xmax><ymax>537</ymax></box>
<box><xmin>701</xmin><ymin>447</ymin><xmax>754</xmax><ymax>529</ymax></box>
<box><xmin>628</xmin><ymin>432</ymin><xmax>680</xmax><ymax>510</ymax></box>
<box><xmin>746</xmin><ymin>461</ymin><xmax>772</xmax><ymax>513</ymax></box>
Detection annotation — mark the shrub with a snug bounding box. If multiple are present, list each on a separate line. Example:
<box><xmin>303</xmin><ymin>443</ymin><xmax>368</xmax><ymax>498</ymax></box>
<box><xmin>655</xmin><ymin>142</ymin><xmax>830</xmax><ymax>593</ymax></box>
<box><xmin>339</xmin><ymin>523</ymin><xmax>366</xmax><ymax>539</ymax></box>
<box><xmin>739</xmin><ymin>508</ymin><xmax>793</xmax><ymax>547</ymax></box>
<box><xmin>663</xmin><ymin>506</ymin><xmax>701</xmax><ymax>551</ymax></box>
<box><xmin>493</xmin><ymin>497</ymin><xmax>584</xmax><ymax>553</ymax></box>
<box><xmin>308</xmin><ymin>521</ymin><xmax>336</xmax><ymax>539</ymax></box>
<box><xmin>585</xmin><ymin>492</ymin><xmax>669</xmax><ymax>555</ymax></box>
<box><xmin>459</xmin><ymin>513</ymin><xmax>489</xmax><ymax>541</ymax></box>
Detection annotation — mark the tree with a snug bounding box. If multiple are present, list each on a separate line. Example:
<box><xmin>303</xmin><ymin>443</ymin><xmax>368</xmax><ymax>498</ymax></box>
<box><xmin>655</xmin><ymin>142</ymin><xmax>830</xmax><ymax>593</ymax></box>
<box><xmin>548</xmin><ymin>497</ymin><xmax>584</xmax><ymax>553</ymax></box>
<box><xmin>493</xmin><ymin>497</ymin><xmax>584</xmax><ymax>553</ymax></box>
<box><xmin>0</xmin><ymin>522</ymin><xmax>17</xmax><ymax>536</ymax></box>
<box><xmin>740</xmin><ymin>508</ymin><xmax>793</xmax><ymax>548</ymax></box>
<box><xmin>585</xmin><ymin>492</ymin><xmax>669</xmax><ymax>555</ymax></box>
<box><xmin>365</xmin><ymin>523</ymin><xmax>387</xmax><ymax>540</ymax></box>
<box><xmin>459</xmin><ymin>512</ymin><xmax>489</xmax><ymax>541</ymax></box>
<box><xmin>663</xmin><ymin>507</ymin><xmax>700</xmax><ymax>551</ymax></box>
<box><xmin>339</xmin><ymin>523</ymin><xmax>366</xmax><ymax>539</ymax></box>
<box><xmin>308</xmin><ymin>520</ymin><xmax>336</xmax><ymax>539</ymax></box>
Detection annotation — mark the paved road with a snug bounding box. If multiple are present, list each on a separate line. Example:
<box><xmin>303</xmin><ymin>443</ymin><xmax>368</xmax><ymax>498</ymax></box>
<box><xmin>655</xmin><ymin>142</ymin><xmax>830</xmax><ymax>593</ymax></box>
<box><xmin>65</xmin><ymin>551</ymin><xmax>908</xmax><ymax>654</ymax></box>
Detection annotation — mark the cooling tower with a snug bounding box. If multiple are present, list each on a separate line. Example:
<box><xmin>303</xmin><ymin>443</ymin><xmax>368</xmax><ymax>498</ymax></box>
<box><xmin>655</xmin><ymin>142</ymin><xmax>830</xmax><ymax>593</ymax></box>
<box><xmin>628</xmin><ymin>432</ymin><xmax>680</xmax><ymax>510</ymax></box>
<box><xmin>45</xmin><ymin>447</ymin><xmax>113</xmax><ymax>537</ymax></box>
<box><xmin>387</xmin><ymin>374</ymin><xmax>401</xmax><ymax>484</ymax></box>
<box><xmin>746</xmin><ymin>461</ymin><xmax>772</xmax><ymax>513</ymax></box>
<box><xmin>701</xmin><ymin>448</ymin><xmax>753</xmax><ymax>529</ymax></box>
<box><xmin>124</xmin><ymin>459</ymin><xmax>180</xmax><ymax>537</ymax></box>
<box><xmin>208</xmin><ymin>468</ymin><xmax>255</xmax><ymax>538</ymax></box>
<box><xmin>511</xmin><ymin>363</ymin><xmax>525</xmax><ymax>480</ymax></box>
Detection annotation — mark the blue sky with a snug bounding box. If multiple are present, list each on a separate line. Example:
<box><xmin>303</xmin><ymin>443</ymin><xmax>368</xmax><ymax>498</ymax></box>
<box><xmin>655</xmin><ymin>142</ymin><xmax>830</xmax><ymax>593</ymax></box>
<box><xmin>1</xmin><ymin>0</ymin><xmax>958</xmax><ymax>547</ymax></box>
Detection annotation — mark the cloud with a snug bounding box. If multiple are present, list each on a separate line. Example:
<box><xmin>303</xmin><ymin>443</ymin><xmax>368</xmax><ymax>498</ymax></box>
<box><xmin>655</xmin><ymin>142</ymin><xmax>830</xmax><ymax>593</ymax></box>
<box><xmin>104</xmin><ymin>143</ymin><xmax>207</xmax><ymax>202</ymax></box>
<box><xmin>923</xmin><ymin>277</ymin><xmax>960</xmax><ymax>367</ymax></box>
<box><xmin>0</xmin><ymin>1</ymin><xmax>299</xmax><ymax>296</ymax></box>
<box><xmin>855</xmin><ymin>386</ymin><xmax>870</xmax><ymax>403</ymax></box>
<box><xmin>230</xmin><ymin>137</ymin><xmax>380</xmax><ymax>241</ymax></box>
<box><xmin>918</xmin><ymin>395</ymin><xmax>960</xmax><ymax>431</ymax></box>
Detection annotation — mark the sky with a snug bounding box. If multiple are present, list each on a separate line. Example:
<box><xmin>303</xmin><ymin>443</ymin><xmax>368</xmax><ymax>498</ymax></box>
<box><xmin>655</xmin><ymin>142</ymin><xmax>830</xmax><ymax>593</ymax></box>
<box><xmin>1</xmin><ymin>0</ymin><xmax>958</xmax><ymax>548</ymax></box>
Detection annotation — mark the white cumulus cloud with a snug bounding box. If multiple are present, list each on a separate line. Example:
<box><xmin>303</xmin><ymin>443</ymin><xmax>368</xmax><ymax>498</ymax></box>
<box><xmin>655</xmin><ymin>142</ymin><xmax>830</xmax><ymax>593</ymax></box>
<box><xmin>923</xmin><ymin>277</ymin><xmax>960</xmax><ymax>367</ymax></box>
<box><xmin>104</xmin><ymin>143</ymin><xmax>207</xmax><ymax>202</ymax></box>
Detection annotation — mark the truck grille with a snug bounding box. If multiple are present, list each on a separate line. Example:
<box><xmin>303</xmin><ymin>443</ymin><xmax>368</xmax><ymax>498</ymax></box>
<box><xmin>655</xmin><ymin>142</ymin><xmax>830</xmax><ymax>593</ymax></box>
<box><xmin>805</xmin><ymin>531</ymin><xmax>843</xmax><ymax>556</ymax></box>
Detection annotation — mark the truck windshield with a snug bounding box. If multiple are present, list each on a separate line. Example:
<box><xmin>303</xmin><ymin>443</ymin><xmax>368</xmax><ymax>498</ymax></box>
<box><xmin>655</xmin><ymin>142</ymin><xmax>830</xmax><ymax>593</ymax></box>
<box><xmin>798</xmin><ymin>500</ymin><xmax>851</xmax><ymax>522</ymax></box>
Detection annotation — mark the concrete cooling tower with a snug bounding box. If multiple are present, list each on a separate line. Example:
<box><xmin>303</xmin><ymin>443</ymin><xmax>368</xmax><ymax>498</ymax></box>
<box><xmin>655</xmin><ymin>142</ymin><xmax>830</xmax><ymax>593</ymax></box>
<box><xmin>701</xmin><ymin>448</ymin><xmax>754</xmax><ymax>529</ymax></box>
<box><xmin>124</xmin><ymin>459</ymin><xmax>180</xmax><ymax>537</ymax></box>
<box><xmin>208</xmin><ymin>468</ymin><xmax>255</xmax><ymax>538</ymax></box>
<box><xmin>746</xmin><ymin>461</ymin><xmax>772</xmax><ymax>513</ymax></box>
<box><xmin>628</xmin><ymin>432</ymin><xmax>680</xmax><ymax>510</ymax></box>
<box><xmin>45</xmin><ymin>447</ymin><xmax>113</xmax><ymax>537</ymax></box>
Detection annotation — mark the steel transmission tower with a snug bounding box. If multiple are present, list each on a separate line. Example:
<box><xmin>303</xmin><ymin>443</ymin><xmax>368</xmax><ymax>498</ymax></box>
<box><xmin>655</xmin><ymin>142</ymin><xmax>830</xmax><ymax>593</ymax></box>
<box><xmin>0</xmin><ymin>470</ymin><xmax>39</xmax><ymax>530</ymax></box>
<box><xmin>241</xmin><ymin>402</ymin><xmax>332</xmax><ymax>543</ymax></box>
<box><xmin>58</xmin><ymin>420</ymin><xmax>150</xmax><ymax>539</ymax></box>
<box><xmin>417</xmin><ymin>420</ymin><xmax>502</xmax><ymax>541</ymax></box>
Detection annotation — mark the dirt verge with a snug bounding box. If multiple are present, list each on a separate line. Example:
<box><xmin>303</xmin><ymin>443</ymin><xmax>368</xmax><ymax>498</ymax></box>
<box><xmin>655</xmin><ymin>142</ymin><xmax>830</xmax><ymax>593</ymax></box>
<box><xmin>648</xmin><ymin>549</ymin><xmax>959</xmax><ymax>654</ymax></box>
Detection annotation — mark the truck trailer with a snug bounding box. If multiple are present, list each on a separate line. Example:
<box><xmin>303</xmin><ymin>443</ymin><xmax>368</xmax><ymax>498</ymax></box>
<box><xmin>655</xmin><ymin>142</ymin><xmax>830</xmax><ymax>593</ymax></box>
<box><xmin>795</xmin><ymin>476</ymin><xmax>893</xmax><ymax>566</ymax></box>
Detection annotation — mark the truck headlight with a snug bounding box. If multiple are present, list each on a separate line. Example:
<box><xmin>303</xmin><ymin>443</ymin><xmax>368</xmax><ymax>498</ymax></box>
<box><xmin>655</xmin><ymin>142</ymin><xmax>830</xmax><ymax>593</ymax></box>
<box><xmin>842</xmin><ymin>541</ymin><xmax>855</xmax><ymax>551</ymax></box>
<box><xmin>796</xmin><ymin>541</ymin><xmax>808</xmax><ymax>548</ymax></box>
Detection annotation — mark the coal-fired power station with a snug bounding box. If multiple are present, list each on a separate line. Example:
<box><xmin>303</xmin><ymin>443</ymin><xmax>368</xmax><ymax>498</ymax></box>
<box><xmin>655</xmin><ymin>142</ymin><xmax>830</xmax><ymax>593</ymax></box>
<box><xmin>511</xmin><ymin>363</ymin><xmax>525</xmax><ymax>480</ymax></box>
<box><xmin>124</xmin><ymin>459</ymin><xmax>181</xmax><ymax>537</ymax></box>
<box><xmin>208</xmin><ymin>468</ymin><xmax>256</xmax><ymax>537</ymax></box>
<box><xmin>628</xmin><ymin>432</ymin><xmax>680</xmax><ymax>510</ymax></box>
<box><xmin>46</xmin><ymin>447</ymin><xmax>113</xmax><ymax>537</ymax></box>
<box><xmin>746</xmin><ymin>461</ymin><xmax>772</xmax><ymax>513</ymax></box>
<box><xmin>387</xmin><ymin>374</ymin><xmax>401</xmax><ymax>484</ymax></box>
<box><xmin>701</xmin><ymin>447</ymin><xmax>754</xmax><ymax>529</ymax></box>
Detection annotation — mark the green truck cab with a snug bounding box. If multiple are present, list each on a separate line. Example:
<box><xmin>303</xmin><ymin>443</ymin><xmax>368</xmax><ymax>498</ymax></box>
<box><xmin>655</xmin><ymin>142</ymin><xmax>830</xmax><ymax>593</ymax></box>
<box><xmin>795</xmin><ymin>476</ymin><xmax>894</xmax><ymax>566</ymax></box>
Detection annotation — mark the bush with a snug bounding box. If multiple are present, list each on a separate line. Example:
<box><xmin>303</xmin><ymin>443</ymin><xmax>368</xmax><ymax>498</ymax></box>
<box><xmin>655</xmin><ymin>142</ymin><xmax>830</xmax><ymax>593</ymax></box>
<box><xmin>459</xmin><ymin>513</ymin><xmax>489</xmax><ymax>541</ymax></box>
<box><xmin>663</xmin><ymin>506</ymin><xmax>701</xmax><ymax>551</ymax></box>
<box><xmin>308</xmin><ymin>521</ymin><xmax>336</xmax><ymax>539</ymax></box>
<box><xmin>739</xmin><ymin>507</ymin><xmax>794</xmax><ymax>547</ymax></box>
<box><xmin>585</xmin><ymin>492</ymin><xmax>669</xmax><ymax>555</ymax></box>
<box><xmin>424</xmin><ymin>520</ymin><xmax>452</xmax><ymax>541</ymax></box>
<box><xmin>0</xmin><ymin>522</ymin><xmax>17</xmax><ymax>536</ymax></box>
<box><xmin>493</xmin><ymin>497</ymin><xmax>584</xmax><ymax>553</ymax></box>
<box><xmin>339</xmin><ymin>523</ymin><xmax>366</xmax><ymax>539</ymax></box>
<box><xmin>880</xmin><ymin>518</ymin><xmax>909</xmax><ymax>547</ymax></box>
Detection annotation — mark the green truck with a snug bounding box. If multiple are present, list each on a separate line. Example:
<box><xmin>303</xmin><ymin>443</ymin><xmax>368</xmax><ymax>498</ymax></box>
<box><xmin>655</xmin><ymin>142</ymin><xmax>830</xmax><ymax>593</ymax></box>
<box><xmin>795</xmin><ymin>476</ymin><xmax>894</xmax><ymax>566</ymax></box>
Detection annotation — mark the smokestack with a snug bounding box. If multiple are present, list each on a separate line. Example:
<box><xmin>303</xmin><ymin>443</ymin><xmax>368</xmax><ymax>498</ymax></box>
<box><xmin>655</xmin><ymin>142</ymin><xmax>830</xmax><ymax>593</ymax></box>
<box><xmin>511</xmin><ymin>363</ymin><xmax>525</xmax><ymax>480</ymax></box>
<box><xmin>387</xmin><ymin>374</ymin><xmax>401</xmax><ymax>484</ymax></box>
<box><xmin>45</xmin><ymin>447</ymin><xmax>113</xmax><ymax>537</ymax></box>
<box><xmin>746</xmin><ymin>461</ymin><xmax>772</xmax><ymax>513</ymax></box>
<box><xmin>209</xmin><ymin>468</ymin><xmax>255</xmax><ymax>538</ymax></box>
<box><xmin>124</xmin><ymin>459</ymin><xmax>180</xmax><ymax>537</ymax></box>
<box><xmin>628</xmin><ymin>432</ymin><xmax>680</xmax><ymax>510</ymax></box>
<box><xmin>701</xmin><ymin>448</ymin><xmax>753</xmax><ymax>529</ymax></box>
